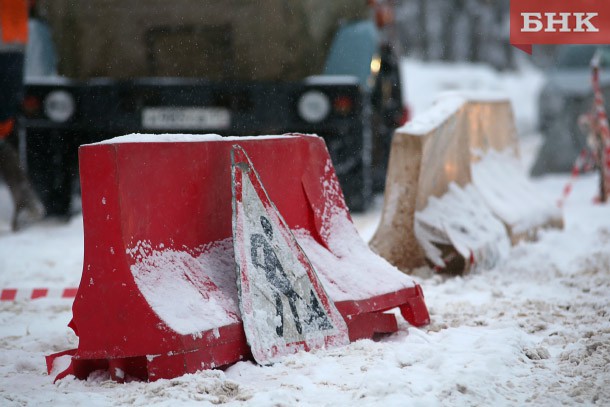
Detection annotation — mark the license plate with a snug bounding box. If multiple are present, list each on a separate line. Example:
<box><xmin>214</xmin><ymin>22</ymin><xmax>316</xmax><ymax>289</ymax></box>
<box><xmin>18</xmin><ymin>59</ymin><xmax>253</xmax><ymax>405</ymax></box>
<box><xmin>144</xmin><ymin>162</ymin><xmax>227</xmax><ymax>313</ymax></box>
<box><xmin>142</xmin><ymin>107</ymin><xmax>231</xmax><ymax>130</ymax></box>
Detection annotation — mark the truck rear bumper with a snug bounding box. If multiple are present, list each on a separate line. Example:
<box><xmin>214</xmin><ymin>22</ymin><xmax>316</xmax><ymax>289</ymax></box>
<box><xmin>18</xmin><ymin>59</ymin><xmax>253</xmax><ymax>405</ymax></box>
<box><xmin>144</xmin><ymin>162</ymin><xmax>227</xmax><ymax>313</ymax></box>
<box><xmin>23</xmin><ymin>78</ymin><xmax>372</xmax><ymax>213</ymax></box>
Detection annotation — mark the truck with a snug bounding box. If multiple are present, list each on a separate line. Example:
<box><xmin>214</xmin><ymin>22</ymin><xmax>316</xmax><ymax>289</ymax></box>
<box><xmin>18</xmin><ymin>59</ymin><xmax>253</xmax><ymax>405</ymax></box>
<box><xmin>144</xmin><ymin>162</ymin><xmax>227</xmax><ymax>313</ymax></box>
<box><xmin>22</xmin><ymin>0</ymin><xmax>408</xmax><ymax>217</ymax></box>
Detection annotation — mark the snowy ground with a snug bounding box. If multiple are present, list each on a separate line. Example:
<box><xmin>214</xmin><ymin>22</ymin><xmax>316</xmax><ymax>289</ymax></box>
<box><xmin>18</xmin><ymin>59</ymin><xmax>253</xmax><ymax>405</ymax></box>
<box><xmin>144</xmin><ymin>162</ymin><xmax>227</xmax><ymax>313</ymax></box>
<box><xmin>1</xmin><ymin>60</ymin><xmax>609</xmax><ymax>406</ymax></box>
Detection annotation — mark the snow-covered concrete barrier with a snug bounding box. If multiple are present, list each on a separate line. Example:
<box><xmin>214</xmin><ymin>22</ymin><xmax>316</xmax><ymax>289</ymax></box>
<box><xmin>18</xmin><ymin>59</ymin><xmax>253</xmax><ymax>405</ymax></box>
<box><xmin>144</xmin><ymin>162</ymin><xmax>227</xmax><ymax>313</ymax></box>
<box><xmin>370</xmin><ymin>93</ymin><xmax>563</xmax><ymax>273</ymax></box>
<box><xmin>47</xmin><ymin>133</ymin><xmax>429</xmax><ymax>382</ymax></box>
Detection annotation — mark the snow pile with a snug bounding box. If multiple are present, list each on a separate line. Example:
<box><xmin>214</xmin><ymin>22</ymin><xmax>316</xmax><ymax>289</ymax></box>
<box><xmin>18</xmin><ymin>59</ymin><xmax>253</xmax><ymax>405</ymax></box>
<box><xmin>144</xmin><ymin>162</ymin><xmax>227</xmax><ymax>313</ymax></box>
<box><xmin>471</xmin><ymin>149</ymin><xmax>563</xmax><ymax>236</ymax></box>
<box><xmin>413</xmin><ymin>145</ymin><xmax>561</xmax><ymax>271</ymax></box>
<box><xmin>415</xmin><ymin>183</ymin><xmax>510</xmax><ymax>270</ymax></box>
<box><xmin>129</xmin><ymin>239</ymin><xmax>240</xmax><ymax>335</ymax></box>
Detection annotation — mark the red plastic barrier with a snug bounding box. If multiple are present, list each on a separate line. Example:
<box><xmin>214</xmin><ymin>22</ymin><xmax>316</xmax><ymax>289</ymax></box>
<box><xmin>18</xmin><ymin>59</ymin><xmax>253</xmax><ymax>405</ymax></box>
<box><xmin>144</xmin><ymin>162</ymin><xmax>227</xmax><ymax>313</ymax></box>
<box><xmin>47</xmin><ymin>134</ymin><xmax>429</xmax><ymax>382</ymax></box>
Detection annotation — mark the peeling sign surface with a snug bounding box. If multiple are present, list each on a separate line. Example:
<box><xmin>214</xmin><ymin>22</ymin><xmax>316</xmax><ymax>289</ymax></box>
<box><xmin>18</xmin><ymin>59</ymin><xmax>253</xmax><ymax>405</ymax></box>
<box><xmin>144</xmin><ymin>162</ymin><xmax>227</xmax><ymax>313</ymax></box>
<box><xmin>231</xmin><ymin>145</ymin><xmax>349</xmax><ymax>364</ymax></box>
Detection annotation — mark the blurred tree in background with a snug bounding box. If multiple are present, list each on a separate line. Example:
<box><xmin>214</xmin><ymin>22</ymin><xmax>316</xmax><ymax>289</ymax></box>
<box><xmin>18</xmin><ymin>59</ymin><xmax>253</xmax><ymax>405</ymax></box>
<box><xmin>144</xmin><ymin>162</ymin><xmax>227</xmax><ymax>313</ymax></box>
<box><xmin>394</xmin><ymin>0</ymin><xmax>557</xmax><ymax>70</ymax></box>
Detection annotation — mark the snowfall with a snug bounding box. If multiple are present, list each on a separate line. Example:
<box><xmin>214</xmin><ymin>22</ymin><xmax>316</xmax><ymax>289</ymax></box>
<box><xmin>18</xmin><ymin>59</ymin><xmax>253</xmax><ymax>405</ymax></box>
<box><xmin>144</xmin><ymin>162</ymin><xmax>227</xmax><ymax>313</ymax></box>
<box><xmin>1</xmin><ymin>59</ymin><xmax>609</xmax><ymax>406</ymax></box>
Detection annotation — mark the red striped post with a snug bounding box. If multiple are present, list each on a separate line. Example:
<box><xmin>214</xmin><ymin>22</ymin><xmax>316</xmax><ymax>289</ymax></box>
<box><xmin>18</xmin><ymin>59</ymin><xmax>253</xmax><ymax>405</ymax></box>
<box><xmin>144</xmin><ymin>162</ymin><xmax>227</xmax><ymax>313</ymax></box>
<box><xmin>591</xmin><ymin>53</ymin><xmax>610</xmax><ymax>202</ymax></box>
<box><xmin>558</xmin><ymin>147</ymin><xmax>595</xmax><ymax>207</ymax></box>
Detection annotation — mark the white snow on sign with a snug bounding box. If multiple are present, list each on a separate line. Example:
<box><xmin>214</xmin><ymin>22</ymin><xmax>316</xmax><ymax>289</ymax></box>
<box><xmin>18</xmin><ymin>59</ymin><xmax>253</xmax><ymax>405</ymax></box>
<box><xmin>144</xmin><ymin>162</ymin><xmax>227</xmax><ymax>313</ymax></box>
<box><xmin>231</xmin><ymin>145</ymin><xmax>349</xmax><ymax>365</ymax></box>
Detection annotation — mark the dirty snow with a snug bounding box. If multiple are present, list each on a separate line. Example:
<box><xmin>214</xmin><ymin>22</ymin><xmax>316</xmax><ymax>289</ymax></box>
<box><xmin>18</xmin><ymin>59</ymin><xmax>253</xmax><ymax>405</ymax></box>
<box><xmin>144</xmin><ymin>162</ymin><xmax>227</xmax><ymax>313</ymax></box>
<box><xmin>1</xmin><ymin>60</ymin><xmax>609</xmax><ymax>405</ymax></box>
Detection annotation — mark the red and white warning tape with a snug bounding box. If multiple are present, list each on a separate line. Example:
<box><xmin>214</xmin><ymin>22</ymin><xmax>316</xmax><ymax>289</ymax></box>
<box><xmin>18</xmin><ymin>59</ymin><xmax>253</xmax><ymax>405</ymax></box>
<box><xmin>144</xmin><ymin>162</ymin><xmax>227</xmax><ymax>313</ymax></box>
<box><xmin>558</xmin><ymin>146</ymin><xmax>596</xmax><ymax>207</ymax></box>
<box><xmin>0</xmin><ymin>288</ymin><xmax>77</xmax><ymax>301</ymax></box>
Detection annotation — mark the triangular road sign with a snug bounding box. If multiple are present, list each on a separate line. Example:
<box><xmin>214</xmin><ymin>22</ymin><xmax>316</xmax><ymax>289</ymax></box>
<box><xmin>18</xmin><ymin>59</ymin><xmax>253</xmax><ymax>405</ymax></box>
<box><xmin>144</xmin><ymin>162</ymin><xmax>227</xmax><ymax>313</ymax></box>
<box><xmin>231</xmin><ymin>144</ymin><xmax>349</xmax><ymax>364</ymax></box>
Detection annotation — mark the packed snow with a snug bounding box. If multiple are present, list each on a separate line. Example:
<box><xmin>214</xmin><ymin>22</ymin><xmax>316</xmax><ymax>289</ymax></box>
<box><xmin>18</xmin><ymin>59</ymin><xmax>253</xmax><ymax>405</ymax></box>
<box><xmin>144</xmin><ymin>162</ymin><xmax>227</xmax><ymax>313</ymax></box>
<box><xmin>471</xmin><ymin>149</ymin><xmax>563</xmax><ymax>237</ymax></box>
<box><xmin>399</xmin><ymin>93</ymin><xmax>466</xmax><ymax>136</ymax></box>
<box><xmin>129</xmin><ymin>239</ymin><xmax>241</xmax><ymax>335</ymax></box>
<box><xmin>414</xmin><ymin>182</ymin><xmax>511</xmax><ymax>270</ymax></box>
<box><xmin>1</xmin><ymin>59</ymin><xmax>609</xmax><ymax>406</ymax></box>
<box><xmin>98</xmin><ymin>133</ymin><xmax>299</xmax><ymax>145</ymax></box>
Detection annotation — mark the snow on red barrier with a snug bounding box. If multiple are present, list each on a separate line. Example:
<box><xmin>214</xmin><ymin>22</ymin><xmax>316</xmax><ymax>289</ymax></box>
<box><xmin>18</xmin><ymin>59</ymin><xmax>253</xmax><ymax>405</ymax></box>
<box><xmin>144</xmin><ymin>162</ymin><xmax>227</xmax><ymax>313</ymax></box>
<box><xmin>46</xmin><ymin>133</ymin><xmax>429</xmax><ymax>383</ymax></box>
<box><xmin>0</xmin><ymin>288</ymin><xmax>78</xmax><ymax>301</ymax></box>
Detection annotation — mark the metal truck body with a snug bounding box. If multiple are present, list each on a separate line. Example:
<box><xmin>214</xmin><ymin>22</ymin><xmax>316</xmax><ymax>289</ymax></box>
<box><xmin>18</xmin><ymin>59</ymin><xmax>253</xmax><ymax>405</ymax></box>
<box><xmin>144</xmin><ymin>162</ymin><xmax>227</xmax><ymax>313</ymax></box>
<box><xmin>23</xmin><ymin>0</ymin><xmax>406</xmax><ymax>216</ymax></box>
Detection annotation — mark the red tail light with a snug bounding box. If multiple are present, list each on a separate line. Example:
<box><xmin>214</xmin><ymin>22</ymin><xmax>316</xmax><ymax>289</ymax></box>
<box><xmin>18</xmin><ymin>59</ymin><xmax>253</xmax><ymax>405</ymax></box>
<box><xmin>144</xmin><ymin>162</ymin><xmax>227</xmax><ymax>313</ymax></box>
<box><xmin>22</xmin><ymin>95</ymin><xmax>42</xmax><ymax>117</ymax></box>
<box><xmin>375</xmin><ymin>4</ymin><xmax>394</xmax><ymax>28</ymax></box>
<box><xmin>333</xmin><ymin>96</ymin><xmax>354</xmax><ymax>115</ymax></box>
